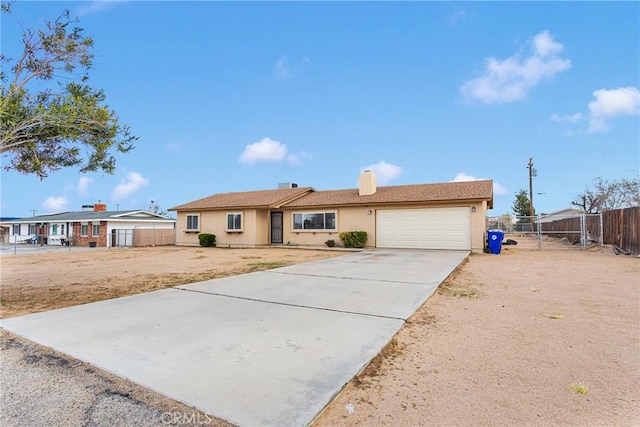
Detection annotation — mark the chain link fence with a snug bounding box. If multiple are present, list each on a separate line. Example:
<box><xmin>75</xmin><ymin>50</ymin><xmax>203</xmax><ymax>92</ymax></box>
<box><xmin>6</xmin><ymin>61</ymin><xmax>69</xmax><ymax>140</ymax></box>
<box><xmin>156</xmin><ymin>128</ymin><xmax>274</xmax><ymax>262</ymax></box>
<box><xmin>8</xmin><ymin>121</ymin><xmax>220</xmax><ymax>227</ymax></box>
<box><xmin>487</xmin><ymin>213</ymin><xmax>603</xmax><ymax>251</ymax></box>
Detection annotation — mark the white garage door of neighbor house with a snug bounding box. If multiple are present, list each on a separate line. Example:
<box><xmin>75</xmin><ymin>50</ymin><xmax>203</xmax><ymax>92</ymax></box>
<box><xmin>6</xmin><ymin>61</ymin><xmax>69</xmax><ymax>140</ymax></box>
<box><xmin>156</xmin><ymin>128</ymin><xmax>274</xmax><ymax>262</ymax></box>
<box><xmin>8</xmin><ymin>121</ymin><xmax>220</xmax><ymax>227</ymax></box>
<box><xmin>376</xmin><ymin>207</ymin><xmax>471</xmax><ymax>250</ymax></box>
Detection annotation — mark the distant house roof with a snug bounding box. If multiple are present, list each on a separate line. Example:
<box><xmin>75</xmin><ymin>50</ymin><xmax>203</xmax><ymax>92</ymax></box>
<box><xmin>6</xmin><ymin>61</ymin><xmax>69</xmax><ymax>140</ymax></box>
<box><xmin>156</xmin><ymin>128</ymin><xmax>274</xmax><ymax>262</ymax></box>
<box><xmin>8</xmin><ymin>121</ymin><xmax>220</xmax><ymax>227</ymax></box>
<box><xmin>169</xmin><ymin>187</ymin><xmax>314</xmax><ymax>211</ymax></box>
<box><xmin>283</xmin><ymin>180</ymin><xmax>493</xmax><ymax>208</ymax></box>
<box><xmin>538</xmin><ymin>208</ymin><xmax>584</xmax><ymax>223</ymax></box>
<box><xmin>9</xmin><ymin>210</ymin><xmax>174</xmax><ymax>223</ymax></box>
<box><xmin>171</xmin><ymin>180</ymin><xmax>493</xmax><ymax>211</ymax></box>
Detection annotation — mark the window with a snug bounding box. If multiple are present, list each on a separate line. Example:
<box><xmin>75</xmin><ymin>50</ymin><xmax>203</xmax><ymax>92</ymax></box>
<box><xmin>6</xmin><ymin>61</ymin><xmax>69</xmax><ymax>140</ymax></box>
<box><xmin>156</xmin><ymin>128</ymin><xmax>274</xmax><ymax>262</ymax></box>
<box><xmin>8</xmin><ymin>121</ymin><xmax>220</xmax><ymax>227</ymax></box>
<box><xmin>92</xmin><ymin>224</ymin><xmax>100</xmax><ymax>236</ymax></box>
<box><xmin>52</xmin><ymin>224</ymin><xmax>58</xmax><ymax>235</ymax></box>
<box><xmin>293</xmin><ymin>212</ymin><xmax>336</xmax><ymax>230</ymax></box>
<box><xmin>227</xmin><ymin>213</ymin><xmax>242</xmax><ymax>231</ymax></box>
<box><xmin>61</xmin><ymin>224</ymin><xmax>65</xmax><ymax>235</ymax></box>
<box><xmin>81</xmin><ymin>225</ymin><xmax>88</xmax><ymax>236</ymax></box>
<box><xmin>28</xmin><ymin>224</ymin><xmax>36</xmax><ymax>234</ymax></box>
<box><xmin>186</xmin><ymin>215</ymin><xmax>199</xmax><ymax>231</ymax></box>
<box><xmin>12</xmin><ymin>224</ymin><xmax>20</xmax><ymax>235</ymax></box>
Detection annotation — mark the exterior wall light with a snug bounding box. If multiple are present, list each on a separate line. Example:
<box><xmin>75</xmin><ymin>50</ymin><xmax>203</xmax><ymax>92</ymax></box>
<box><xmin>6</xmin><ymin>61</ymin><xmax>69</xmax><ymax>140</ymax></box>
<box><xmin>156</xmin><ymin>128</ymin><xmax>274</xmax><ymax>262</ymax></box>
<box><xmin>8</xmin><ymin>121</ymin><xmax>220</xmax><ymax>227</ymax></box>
<box><xmin>471</xmin><ymin>206</ymin><xmax>476</xmax><ymax>213</ymax></box>
<box><xmin>368</xmin><ymin>210</ymin><xmax>372</xmax><ymax>215</ymax></box>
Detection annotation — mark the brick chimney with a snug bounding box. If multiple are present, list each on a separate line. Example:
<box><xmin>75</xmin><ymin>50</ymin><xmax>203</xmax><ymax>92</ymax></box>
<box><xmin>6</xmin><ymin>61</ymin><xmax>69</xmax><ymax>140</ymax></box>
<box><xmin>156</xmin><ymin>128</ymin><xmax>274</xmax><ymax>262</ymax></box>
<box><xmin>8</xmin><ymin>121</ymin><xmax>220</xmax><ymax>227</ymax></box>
<box><xmin>93</xmin><ymin>203</ymin><xmax>107</xmax><ymax>212</ymax></box>
<box><xmin>358</xmin><ymin>170</ymin><xmax>377</xmax><ymax>196</ymax></box>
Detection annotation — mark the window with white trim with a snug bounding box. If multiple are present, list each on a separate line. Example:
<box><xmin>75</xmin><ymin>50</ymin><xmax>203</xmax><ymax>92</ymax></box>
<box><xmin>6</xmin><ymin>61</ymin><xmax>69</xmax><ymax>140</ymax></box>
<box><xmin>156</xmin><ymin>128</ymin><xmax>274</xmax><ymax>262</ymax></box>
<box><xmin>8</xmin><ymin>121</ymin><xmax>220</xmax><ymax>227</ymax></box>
<box><xmin>12</xmin><ymin>224</ymin><xmax>20</xmax><ymax>235</ymax></box>
<box><xmin>227</xmin><ymin>213</ymin><xmax>242</xmax><ymax>231</ymax></box>
<box><xmin>81</xmin><ymin>225</ymin><xmax>88</xmax><ymax>236</ymax></box>
<box><xmin>28</xmin><ymin>224</ymin><xmax>36</xmax><ymax>234</ymax></box>
<box><xmin>293</xmin><ymin>212</ymin><xmax>336</xmax><ymax>230</ymax></box>
<box><xmin>186</xmin><ymin>215</ymin><xmax>199</xmax><ymax>231</ymax></box>
<box><xmin>92</xmin><ymin>224</ymin><xmax>100</xmax><ymax>236</ymax></box>
<box><xmin>52</xmin><ymin>224</ymin><xmax>58</xmax><ymax>235</ymax></box>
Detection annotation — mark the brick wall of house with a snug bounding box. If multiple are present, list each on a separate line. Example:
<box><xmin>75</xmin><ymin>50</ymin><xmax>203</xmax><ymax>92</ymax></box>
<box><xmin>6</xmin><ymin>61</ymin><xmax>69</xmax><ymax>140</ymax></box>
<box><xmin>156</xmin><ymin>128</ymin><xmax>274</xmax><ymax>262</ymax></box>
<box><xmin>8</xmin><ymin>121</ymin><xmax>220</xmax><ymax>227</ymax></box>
<box><xmin>72</xmin><ymin>221</ymin><xmax>108</xmax><ymax>247</ymax></box>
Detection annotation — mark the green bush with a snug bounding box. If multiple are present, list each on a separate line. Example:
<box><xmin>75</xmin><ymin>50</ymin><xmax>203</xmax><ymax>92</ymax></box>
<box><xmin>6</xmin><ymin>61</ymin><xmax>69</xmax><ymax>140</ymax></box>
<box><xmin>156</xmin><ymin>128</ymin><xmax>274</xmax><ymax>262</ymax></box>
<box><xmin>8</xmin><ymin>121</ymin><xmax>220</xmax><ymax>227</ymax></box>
<box><xmin>198</xmin><ymin>233</ymin><xmax>216</xmax><ymax>247</ymax></box>
<box><xmin>324</xmin><ymin>239</ymin><xmax>335</xmax><ymax>247</ymax></box>
<box><xmin>339</xmin><ymin>231</ymin><xmax>368</xmax><ymax>248</ymax></box>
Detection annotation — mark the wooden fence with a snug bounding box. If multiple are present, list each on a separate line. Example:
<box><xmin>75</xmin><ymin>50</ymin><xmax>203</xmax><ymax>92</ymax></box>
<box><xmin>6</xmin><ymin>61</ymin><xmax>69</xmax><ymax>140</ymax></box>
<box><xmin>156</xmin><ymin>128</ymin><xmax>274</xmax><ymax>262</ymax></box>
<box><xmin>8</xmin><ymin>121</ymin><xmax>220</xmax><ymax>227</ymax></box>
<box><xmin>602</xmin><ymin>207</ymin><xmax>639</xmax><ymax>255</ymax></box>
<box><xmin>133</xmin><ymin>228</ymin><xmax>175</xmax><ymax>247</ymax></box>
<box><xmin>538</xmin><ymin>215</ymin><xmax>602</xmax><ymax>244</ymax></box>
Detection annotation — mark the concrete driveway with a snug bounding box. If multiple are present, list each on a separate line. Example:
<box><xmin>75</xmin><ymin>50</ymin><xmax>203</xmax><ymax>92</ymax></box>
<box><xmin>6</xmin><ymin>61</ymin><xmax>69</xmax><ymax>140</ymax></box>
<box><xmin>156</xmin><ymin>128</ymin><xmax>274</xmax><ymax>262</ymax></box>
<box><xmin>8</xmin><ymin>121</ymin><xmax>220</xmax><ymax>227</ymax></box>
<box><xmin>1</xmin><ymin>249</ymin><xmax>467</xmax><ymax>426</ymax></box>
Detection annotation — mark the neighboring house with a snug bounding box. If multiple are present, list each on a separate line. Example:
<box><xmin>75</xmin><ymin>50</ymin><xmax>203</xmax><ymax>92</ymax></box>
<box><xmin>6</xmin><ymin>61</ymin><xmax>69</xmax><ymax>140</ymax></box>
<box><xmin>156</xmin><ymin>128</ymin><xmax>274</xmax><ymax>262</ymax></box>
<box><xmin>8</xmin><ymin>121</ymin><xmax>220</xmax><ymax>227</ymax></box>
<box><xmin>169</xmin><ymin>171</ymin><xmax>494</xmax><ymax>253</ymax></box>
<box><xmin>6</xmin><ymin>203</ymin><xmax>176</xmax><ymax>248</ymax></box>
<box><xmin>0</xmin><ymin>217</ymin><xmax>19</xmax><ymax>243</ymax></box>
<box><xmin>537</xmin><ymin>208</ymin><xmax>584</xmax><ymax>223</ymax></box>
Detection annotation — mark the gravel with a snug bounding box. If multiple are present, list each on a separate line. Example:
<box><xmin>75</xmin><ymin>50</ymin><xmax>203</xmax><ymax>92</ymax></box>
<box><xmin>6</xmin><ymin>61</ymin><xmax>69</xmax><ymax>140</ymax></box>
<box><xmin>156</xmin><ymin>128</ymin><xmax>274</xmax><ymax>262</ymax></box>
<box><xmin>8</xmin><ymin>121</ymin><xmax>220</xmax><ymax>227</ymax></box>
<box><xmin>0</xmin><ymin>330</ymin><xmax>234</xmax><ymax>427</ymax></box>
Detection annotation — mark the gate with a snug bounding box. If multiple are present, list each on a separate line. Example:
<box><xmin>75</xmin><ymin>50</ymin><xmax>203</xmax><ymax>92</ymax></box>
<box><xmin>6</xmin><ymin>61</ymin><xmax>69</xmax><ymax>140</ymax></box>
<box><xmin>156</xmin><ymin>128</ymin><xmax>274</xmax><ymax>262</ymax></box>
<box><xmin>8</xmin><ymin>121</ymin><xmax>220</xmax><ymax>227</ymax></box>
<box><xmin>111</xmin><ymin>229</ymin><xmax>134</xmax><ymax>247</ymax></box>
<box><xmin>487</xmin><ymin>214</ymin><xmax>603</xmax><ymax>250</ymax></box>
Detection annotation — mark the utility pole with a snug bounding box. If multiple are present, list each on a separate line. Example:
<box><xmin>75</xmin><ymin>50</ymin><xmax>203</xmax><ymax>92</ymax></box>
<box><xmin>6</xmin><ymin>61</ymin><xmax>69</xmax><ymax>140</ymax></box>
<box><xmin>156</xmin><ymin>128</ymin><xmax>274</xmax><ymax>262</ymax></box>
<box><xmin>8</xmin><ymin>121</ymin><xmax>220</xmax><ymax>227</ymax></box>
<box><xmin>527</xmin><ymin>157</ymin><xmax>536</xmax><ymax>218</ymax></box>
<box><xmin>30</xmin><ymin>209</ymin><xmax>38</xmax><ymax>217</ymax></box>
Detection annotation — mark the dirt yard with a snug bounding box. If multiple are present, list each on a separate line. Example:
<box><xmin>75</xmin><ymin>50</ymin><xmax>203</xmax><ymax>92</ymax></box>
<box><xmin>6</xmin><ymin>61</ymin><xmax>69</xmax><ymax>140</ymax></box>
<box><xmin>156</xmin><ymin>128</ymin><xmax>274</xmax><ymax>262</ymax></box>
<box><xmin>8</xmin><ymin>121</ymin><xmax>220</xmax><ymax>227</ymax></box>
<box><xmin>0</xmin><ymin>246</ymin><xmax>342</xmax><ymax>319</ymax></box>
<box><xmin>1</xmin><ymin>242</ymin><xmax>639</xmax><ymax>426</ymax></box>
<box><xmin>314</xmin><ymin>242</ymin><xmax>640</xmax><ymax>426</ymax></box>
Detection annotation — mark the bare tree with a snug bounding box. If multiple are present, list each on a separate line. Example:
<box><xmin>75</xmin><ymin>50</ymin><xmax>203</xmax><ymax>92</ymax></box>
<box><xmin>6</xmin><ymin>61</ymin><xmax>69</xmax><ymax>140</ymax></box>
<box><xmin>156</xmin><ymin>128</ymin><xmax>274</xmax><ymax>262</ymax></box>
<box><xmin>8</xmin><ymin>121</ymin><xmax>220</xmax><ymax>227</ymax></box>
<box><xmin>572</xmin><ymin>177</ymin><xmax>640</xmax><ymax>213</ymax></box>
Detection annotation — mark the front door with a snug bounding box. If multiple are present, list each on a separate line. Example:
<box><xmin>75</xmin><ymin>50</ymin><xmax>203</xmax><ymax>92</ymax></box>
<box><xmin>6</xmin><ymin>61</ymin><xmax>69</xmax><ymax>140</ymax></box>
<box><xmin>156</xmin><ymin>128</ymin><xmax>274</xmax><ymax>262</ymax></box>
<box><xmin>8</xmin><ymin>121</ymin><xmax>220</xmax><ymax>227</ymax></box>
<box><xmin>271</xmin><ymin>212</ymin><xmax>283</xmax><ymax>244</ymax></box>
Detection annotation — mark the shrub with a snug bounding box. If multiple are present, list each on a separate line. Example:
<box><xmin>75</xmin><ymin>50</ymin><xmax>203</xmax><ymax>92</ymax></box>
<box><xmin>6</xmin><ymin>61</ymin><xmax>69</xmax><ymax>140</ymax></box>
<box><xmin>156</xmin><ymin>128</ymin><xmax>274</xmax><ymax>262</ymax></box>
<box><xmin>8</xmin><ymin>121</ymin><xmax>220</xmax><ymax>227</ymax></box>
<box><xmin>325</xmin><ymin>239</ymin><xmax>335</xmax><ymax>247</ymax></box>
<box><xmin>198</xmin><ymin>233</ymin><xmax>216</xmax><ymax>247</ymax></box>
<box><xmin>339</xmin><ymin>231</ymin><xmax>368</xmax><ymax>248</ymax></box>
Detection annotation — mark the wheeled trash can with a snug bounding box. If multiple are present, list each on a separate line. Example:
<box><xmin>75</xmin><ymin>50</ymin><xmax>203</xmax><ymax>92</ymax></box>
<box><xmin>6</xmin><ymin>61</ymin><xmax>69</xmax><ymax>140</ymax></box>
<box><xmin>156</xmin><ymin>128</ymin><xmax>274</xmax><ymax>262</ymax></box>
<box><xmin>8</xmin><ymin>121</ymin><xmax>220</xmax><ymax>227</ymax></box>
<box><xmin>487</xmin><ymin>230</ymin><xmax>505</xmax><ymax>254</ymax></box>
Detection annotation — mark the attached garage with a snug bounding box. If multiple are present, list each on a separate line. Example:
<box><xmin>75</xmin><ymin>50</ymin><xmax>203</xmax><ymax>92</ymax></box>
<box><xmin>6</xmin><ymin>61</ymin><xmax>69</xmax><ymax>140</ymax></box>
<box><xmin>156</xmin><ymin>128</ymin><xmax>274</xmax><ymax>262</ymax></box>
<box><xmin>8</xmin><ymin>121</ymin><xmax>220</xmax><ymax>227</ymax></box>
<box><xmin>172</xmin><ymin>171</ymin><xmax>493</xmax><ymax>252</ymax></box>
<box><xmin>376</xmin><ymin>207</ymin><xmax>471</xmax><ymax>250</ymax></box>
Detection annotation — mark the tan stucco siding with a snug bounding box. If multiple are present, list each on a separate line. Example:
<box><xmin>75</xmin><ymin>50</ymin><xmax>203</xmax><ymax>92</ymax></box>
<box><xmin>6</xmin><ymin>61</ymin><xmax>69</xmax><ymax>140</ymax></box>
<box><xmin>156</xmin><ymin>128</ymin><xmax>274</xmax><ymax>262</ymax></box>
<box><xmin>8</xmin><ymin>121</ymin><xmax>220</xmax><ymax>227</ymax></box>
<box><xmin>255</xmin><ymin>209</ymin><xmax>269</xmax><ymax>245</ymax></box>
<box><xmin>281</xmin><ymin>207</ymin><xmax>375</xmax><ymax>247</ymax></box>
<box><xmin>175</xmin><ymin>209</ymin><xmax>261</xmax><ymax>247</ymax></box>
<box><xmin>176</xmin><ymin>201</ymin><xmax>488</xmax><ymax>252</ymax></box>
<box><xmin>281</xmin><ymin>202</ymin><xmax>487</xmax><ymax>252</ymax></box>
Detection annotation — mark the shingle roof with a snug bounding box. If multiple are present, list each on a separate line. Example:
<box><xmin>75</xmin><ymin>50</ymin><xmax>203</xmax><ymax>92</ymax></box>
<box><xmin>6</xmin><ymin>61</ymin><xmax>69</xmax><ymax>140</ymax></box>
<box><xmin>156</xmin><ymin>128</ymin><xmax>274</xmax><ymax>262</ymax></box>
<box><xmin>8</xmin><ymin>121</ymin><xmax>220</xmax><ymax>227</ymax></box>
<box><xmin>169</xmin><ymin>187</ymin><xmax>314</xmax><ymax>211</ymax></box>
<box><xmin>10</xmin><ymin>211</ymin><xmax>174</xmax><ymax>223</ymax></box>
<box><xmin>283</xmin><ymin>180</ymin><xmax>494</xmax><ymax>208</ymax></box>
<box><xmin>171</xmin><ymin>180</ymin><xmax>493</xmax><ymax>212</ymax></box>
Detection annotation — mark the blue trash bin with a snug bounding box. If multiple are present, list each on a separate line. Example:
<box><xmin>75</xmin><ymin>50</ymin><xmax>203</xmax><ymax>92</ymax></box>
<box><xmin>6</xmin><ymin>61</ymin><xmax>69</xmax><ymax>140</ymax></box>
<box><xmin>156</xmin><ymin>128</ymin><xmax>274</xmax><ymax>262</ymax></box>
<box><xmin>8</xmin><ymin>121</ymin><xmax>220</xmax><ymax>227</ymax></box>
<box><xmin>487</xmin><ymin>230</ymin><xmax>505</xmax><ymax>254</ymax></box>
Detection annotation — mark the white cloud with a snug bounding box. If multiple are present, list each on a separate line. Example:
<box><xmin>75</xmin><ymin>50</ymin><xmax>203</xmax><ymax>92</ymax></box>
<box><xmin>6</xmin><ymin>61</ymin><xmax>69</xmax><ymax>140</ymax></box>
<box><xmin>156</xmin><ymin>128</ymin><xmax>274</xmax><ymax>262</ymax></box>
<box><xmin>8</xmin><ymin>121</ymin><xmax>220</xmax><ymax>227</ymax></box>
<box><xmin>76</xmin><ymin>0</ymin><xmax>125</xmax><ymax>17</ymax></box>
<box><xmin>460</xmin><ymin>30</ymin><xmax>571</xmax><ymax>104</ymax></box>
<box><xmin>364</xmin><ymin>162</ymin><xmax>403</xmax><ymax>185</ymax></box>
<box><xmin>239</xmin><ymin>137</ymin><xmax>309</xmax><ymax>166</ymax></box>
<box><xmin>239</xmin><ymin>138</ymin><xmax>287</xmax><ymax>164</ymax></box>
<box><xmin>452</xmin><ymin>172</ymin><xmax>477</xmax><ymax>182</ymax></box>
<box><xmin>550</xmin><ymin>113</ymin><xmax>584</xmax><ymax>123</ymax></box>
<box><xmin>493</xmin><ymin>182</ymin><xmax>508</xmax><ymax>196</ymax></box>
<box><xmin>42</xmin><ymin>196</ymin><xmax>70</xmax><ymax>213</ymax></box>
<box><xmin>111</xmin><ymin>172</ymin><xmax>149</xmax><ymax>201</ymax></box>
<box><xmin>587</xmin><ymin>86</ymin><xmax>640</xmax><ymax>133</ymax></box>
<box><xmin>273</xmin><ymin>56</ymin><xmax>310</xmax><ymax>79</ymax></box>
<box><xmin>452</xmin><ymin>173</ymin><xmax>507</xmax><ymax>196</ymax></box>
<box><xmin>447</xmin><ymin>9</ymin><xmax>467</xmax><ymax>26</ymax></box>
<box><xmin>286</xmin><ymin>151</ymin><xmax>312</xmax><ymax>166</ymax></box>
<box><xmin>77</xmin><ymin>176</ymin><xmax>94</xmax><ymax>196</ymax></box>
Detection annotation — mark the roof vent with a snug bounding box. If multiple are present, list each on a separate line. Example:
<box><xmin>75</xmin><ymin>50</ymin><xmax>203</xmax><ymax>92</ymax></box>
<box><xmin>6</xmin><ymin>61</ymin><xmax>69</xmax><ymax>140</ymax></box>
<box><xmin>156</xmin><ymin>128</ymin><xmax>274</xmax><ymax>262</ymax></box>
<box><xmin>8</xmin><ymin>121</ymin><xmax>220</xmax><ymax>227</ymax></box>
<box><xmin>278</xmin><ymin>182</ymin><xmax>298</xmax><ymax>189</ymax></box>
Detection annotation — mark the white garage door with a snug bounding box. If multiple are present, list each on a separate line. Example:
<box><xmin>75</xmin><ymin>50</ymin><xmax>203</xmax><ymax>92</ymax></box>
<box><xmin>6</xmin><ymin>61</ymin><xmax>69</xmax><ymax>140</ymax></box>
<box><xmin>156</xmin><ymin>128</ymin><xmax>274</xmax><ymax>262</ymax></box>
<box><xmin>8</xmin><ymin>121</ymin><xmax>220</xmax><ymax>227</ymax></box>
<box><xmin>376</xmin><ymin>207</ymin><xmax>471</xmax><ymax>250</ymax></box>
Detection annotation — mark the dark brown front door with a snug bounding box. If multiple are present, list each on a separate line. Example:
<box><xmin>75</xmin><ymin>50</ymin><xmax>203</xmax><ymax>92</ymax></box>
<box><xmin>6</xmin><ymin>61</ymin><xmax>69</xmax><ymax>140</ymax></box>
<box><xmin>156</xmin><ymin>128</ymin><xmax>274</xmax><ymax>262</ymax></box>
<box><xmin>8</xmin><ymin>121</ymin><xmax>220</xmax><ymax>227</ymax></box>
<box><xmin>271</xmin><ymin>212</ymin><xmax>283</xmax><ymax>244</ymax></box>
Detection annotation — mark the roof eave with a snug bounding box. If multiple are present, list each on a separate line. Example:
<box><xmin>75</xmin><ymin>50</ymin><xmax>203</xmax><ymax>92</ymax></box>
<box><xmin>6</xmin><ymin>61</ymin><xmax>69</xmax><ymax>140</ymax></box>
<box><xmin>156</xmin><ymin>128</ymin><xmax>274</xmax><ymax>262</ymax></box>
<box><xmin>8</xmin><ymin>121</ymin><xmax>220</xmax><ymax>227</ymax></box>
<box><xmin>284</xmin><ymin>196</ymin><xmax>494</xmax><ymax>210</ymax></box>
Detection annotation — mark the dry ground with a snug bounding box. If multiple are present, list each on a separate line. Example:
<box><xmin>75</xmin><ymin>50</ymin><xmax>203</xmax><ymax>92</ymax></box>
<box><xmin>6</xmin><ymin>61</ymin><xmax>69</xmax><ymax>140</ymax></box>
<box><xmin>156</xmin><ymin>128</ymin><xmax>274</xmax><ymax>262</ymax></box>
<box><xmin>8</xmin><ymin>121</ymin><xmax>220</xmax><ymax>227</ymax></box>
<box><xmin>314</xmin><ymin>242</ymin><xmax>640</xmax><ymax>426</ymax></box>
<box><xmin>0</xmin><ymin>246</ymin><xmax>342</xmax><ymax>319</ymax></box>
<box><xmin>1</xmin><ymin>243</ymin><xmax>639</xmax><ymax>426</ymax></box>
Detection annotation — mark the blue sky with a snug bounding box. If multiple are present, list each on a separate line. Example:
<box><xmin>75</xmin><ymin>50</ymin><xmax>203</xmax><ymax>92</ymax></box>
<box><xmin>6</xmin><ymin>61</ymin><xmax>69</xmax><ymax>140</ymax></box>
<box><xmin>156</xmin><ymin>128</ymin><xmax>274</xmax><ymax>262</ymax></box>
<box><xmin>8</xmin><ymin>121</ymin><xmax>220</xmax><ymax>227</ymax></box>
<box><xmin>1</xmin><ymin>1</ymin><xmax>639</xmax><ymax>218</ymax></box>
